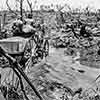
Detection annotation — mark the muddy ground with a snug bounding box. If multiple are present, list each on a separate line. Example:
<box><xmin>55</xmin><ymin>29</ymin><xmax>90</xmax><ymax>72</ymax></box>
<box><xmin>0</xmin><ymin>45</ymin><xmax>100</xmax><ymax>100</ymax></box>
<box><xmin>26</xmin><ymin>46</ymin><xmax>100</xmax><ymax>99</ymax></box>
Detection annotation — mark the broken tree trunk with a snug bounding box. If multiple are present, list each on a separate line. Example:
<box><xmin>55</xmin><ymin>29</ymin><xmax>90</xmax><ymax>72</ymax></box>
<box><xmin>20</xmin><ymin>0</ymin><xmax>23</xmax><ymax>21</ymax></box>
<box><xmin>0</xmin><ymin>46</ymin><xmax>44</xmax><ymax>100</ymax></box>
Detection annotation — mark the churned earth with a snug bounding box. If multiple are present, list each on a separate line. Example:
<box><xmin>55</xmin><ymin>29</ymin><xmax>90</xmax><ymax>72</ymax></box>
<box><xmin>0</xmin><ymin>46</ymin><xmax>100</xmax><ymax>100</ymax></box>
<box><xmin>27</xmin><ymin>46</ymin><xmax>100</xmax><ymax>96</ymax></box>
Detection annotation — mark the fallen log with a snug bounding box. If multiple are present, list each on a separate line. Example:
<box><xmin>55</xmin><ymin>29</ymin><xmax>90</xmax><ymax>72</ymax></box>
<box><xmin>0</xmin><ymin>46</ymin><xmax>44</xmax><ymax>100</ymax></box>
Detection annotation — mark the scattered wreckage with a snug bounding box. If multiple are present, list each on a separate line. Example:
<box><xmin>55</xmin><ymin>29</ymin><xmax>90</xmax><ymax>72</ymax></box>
<box><xmin>0</xmin><ymin>18</ymin><xmax>49</xmax><ymax>100</ymax></box>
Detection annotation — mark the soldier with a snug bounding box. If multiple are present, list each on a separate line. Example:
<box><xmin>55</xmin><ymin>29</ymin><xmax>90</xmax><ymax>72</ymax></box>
<box><xmin>12</xmin><ymin>19</ymin><xmax>23</xmax><ymax>37</ymax></box>
<box><xmin>27</xmin><ymin>13</ymin><xmax>32</xmax><ymax>19</ymax></box>
<box><xmin>22</xmin><ymin>24</ymin><xmax>36</xmax><ymax>38</ymax></box>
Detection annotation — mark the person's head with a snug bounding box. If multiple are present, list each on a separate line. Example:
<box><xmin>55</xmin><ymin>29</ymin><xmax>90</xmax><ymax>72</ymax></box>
<box><xmin>13</xmin><ymin>22</ymin><xmax>16</xmax><ymax>27</ymax></box>
<box><xmin>27</xmin><ymin>13</ymin><xmax>32</xmax><ymax>19</ymax></box>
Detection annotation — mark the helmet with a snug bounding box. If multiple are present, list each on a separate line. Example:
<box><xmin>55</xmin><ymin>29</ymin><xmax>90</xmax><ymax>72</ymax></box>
<box><xmin>27</xmin><ymin>13</ymin><xmax>32</xmax><ymax>19</ymax></box>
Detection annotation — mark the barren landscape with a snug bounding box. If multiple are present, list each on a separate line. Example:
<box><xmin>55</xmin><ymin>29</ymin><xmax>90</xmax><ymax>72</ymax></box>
<box><xmin>0</xmin><ymin>0</ymin><xmax>100</xmax><ymax>100</ymax></box>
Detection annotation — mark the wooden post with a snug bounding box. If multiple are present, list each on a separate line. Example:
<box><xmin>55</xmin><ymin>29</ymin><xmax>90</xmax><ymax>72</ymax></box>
<box><xmin>20</xmin><ymin>0</ymin><xmax>23</xmax><ymax>21</ymax></box>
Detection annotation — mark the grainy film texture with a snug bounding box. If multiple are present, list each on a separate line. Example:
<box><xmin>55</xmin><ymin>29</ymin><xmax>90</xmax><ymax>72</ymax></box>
<box><xmin>0</xmin><ymin>0</ymin><xmax>100</xmax><ymax>100</ymax></box>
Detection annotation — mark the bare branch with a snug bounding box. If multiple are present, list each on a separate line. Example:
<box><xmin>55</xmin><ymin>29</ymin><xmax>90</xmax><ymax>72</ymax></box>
<box><xmin>27</xmin><ymin>0</ymin><xmax>33</xmax><ymax>15</ymax></box>
<box><xmin>6</xmin><ymin>0</ymin><xmax>17</xmax><ymax>15</ymax></box>
<box><xmin>16</xmin><ymin>0</ymin><xmax>24</xmax><ymax>20</ymax></box>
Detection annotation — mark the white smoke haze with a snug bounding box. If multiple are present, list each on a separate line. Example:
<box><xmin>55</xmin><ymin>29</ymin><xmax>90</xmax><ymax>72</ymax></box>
<box><xmin>0</xmin><ymin>0</ymin><xmax>100</xmax><ymax>10</ymax></box>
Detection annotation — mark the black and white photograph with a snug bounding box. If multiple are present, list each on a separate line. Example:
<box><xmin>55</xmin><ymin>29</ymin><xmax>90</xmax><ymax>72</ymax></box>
<box><xmin>0</xmin><ymin>0</ymin><xmax>100</xmax><ymax>100</ymax></box>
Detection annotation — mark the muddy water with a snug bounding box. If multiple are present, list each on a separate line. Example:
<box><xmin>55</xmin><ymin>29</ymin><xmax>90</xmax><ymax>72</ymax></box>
<box><xmin>44</xmin><ymin>47</ymin><xmax>100</xmax><ymax>90</ymax></box>
<box><xmin>0</xmin><ymin>46</ymin><xmax>100</xmax><ymax>92</ymax></box>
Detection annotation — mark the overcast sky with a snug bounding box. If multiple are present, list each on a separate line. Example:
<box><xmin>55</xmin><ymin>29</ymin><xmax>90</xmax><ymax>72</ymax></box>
<box><xmin>0</xmin><ymin>0</ymin><xmax>100</xmax><ymax>10</ymax></box>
